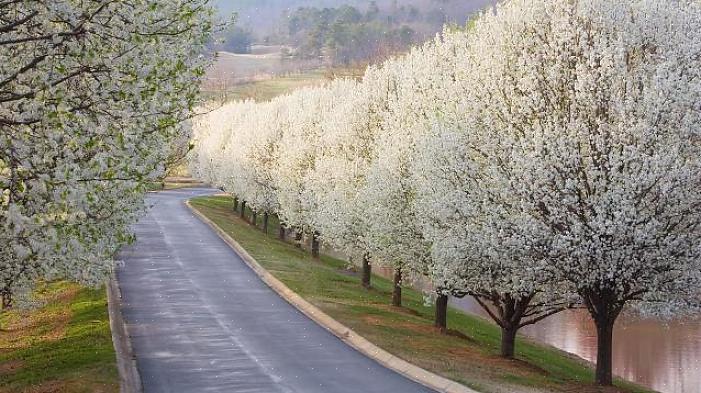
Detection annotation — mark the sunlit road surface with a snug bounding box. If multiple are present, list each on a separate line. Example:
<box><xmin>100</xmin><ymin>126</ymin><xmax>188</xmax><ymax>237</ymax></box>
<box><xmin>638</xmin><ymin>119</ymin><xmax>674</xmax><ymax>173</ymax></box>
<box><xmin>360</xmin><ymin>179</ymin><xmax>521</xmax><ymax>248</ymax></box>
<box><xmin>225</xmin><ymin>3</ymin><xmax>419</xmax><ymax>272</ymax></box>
<box><xmin>116</xmin><ymin>188</ymin><xmax>432</xmax><ymax>393</ymax></box>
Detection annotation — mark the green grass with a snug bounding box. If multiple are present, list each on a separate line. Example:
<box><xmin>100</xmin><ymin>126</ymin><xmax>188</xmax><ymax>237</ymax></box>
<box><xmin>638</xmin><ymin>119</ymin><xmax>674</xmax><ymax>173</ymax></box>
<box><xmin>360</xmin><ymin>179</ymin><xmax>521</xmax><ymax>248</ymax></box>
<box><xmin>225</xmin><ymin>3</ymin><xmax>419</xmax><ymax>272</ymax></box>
<box><xmin>204</xmin><ymin>71</ymin><xmax>328</xmax><ymax>103</ymax></box>
<box><xmin>190</xmin><ymin>195</ymin><xmax>654</xmax><ymax>393</ymax></box>
<box><xmin>147</xmin><ymin>177</ymin><xmax>207</xmax><ymax>191</ymax></box>
<box><xmin>0</xmin><ymin>283</ymin><xmax>118</xmax><ymax>393</ymax></box>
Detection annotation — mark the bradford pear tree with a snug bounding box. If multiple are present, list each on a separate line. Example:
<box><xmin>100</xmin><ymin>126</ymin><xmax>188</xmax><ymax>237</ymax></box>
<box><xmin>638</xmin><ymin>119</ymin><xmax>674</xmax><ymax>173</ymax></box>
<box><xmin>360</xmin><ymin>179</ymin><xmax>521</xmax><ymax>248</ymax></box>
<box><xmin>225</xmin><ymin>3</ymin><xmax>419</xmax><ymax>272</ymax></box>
<box><xmin>421</xmin><ymin>0</ymin><xmax>701</xmax><ymax>384</ymax></box>
<box><xmin>187</xmin><ymin>2</ymin><xmax>701</xmax><ymax>385</ymax></box>
<box><xmin>1</xmin><ymin>0</ymin><xmax>214</xmax><ymax>313</ymax></box>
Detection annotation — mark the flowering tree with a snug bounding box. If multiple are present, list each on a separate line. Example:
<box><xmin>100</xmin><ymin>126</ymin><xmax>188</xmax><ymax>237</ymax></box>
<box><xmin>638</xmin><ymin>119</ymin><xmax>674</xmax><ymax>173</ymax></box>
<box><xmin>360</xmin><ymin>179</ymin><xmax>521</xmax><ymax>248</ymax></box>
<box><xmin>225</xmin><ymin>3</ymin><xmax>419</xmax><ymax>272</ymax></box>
<box><xmin>416</xmin><ymin>127</ymin><xmax>573</xmax><ymax>357</ymax></box>
<box><xmin>305</xmin><ymin>71</ymin><xmax>403</xmax><ymax>288</ymax></box>
<box><xmin>303</xmin><ymin>79</ymin><xmax>371</xmax><ymax>264</ymax></box>
<box><xmin>421</xmin><ymin>0</ymin><xmax>701</xmax><ymax>384</ymax></box>
<box><xmin>189</xmin><ymin>103</ymin><xmax>238</xmax><ymax>190</ymax></box>
<box><xmin>274</xmin><ymin>84</ymin><xmax>352</xmax><ymax>253</ymax></box>
<box><xmin>1</xmin><ymin>1</ymin><xmax>214</xmax><ymax>310</ymax></box>
<box><xmin>362</xmin><ymin>32</ymin><xmax>472</xmax><ymax>316</ymax></box>
<box><xmin>229</xmin><ymin>101</ymin><xmax>282</xmax><ymax>231</ymax></box>
<box><xmin>188</xmin><ymin>0</ymin><xmax>701</xmax><ymax>385</ymax></box>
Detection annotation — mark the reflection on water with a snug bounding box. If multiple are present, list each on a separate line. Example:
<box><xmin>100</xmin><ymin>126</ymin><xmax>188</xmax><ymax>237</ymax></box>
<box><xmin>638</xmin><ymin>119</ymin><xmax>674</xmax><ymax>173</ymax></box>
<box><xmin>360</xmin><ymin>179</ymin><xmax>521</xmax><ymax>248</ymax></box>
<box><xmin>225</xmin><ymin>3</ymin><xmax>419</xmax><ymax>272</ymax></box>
<box><xmin>365</xmin><ymin>265</ymin><xmax>699</xmax><ymax>392</ymax></box>
<box><xmin>452</xmin><ymin>297</ymin><xmax>701</xmax><ymax>393</ymax></box>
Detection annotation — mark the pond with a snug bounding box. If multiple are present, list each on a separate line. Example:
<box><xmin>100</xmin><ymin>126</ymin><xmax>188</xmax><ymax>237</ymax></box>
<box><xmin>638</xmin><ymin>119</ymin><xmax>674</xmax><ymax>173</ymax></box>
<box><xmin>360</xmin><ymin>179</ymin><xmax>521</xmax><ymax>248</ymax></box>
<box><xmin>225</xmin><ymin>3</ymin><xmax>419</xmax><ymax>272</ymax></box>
<box><xmin>356</xmin><ymin>262</ymin><xmax>698</xmax><ymax>393</ymax></box>
<box><xmin>452</xmin><ymin>297</ymin><xmax>701</xmax><ymax>393</ymax></box>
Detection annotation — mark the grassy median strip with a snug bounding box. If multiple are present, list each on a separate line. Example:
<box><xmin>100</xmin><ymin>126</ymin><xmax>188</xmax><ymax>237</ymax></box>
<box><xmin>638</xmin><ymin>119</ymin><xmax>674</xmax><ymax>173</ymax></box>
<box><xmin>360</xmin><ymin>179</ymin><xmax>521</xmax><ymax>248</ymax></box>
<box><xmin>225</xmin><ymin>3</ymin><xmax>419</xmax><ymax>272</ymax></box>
<box><xmin>190</xmin><ymin>195</ymin><xmax>652</xmax><ymax>393</ymax></box>
<box><xmin>0</xmin><ymin>282</ymin><xmax>118</xmax><ymax>393</ymax></box>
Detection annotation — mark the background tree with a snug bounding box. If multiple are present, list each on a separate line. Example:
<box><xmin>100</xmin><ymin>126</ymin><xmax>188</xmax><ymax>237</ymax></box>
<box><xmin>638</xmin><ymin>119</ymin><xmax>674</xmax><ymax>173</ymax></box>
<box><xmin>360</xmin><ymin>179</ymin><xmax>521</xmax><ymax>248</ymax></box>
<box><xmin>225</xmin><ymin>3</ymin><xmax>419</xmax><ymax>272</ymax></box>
<box><xmin>189</xmin><ymin>1</ymin><xmax>701</xmax><ymax>384</ymax></box>
<box><xmin>432</xmin><ymin>0</ymin><xmax>701</xmax><ymax>384</ymax></box>
<box><xmin>220</xmin><ymin>26</ymin><xmax>253</xmax><ymax>54</ymax></box>
<box><xmin>1</xmin><ymin>0</ymin><xmax>215</xmax><ymax>317</ymax></box>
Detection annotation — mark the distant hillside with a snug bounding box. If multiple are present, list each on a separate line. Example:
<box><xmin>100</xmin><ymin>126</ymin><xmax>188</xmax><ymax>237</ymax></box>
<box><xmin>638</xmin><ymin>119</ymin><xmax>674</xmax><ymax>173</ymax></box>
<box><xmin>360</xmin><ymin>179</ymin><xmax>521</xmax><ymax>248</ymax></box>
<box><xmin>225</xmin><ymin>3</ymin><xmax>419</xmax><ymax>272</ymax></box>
<box><xmin>206</xmin><ymin>0</ymin><xmax>495</xmax><ymax>89</ymax></box>
<box><xmin>215</xmin><ymin>0</ymin><xmax>496</xmax><ymax>37</ymax></box>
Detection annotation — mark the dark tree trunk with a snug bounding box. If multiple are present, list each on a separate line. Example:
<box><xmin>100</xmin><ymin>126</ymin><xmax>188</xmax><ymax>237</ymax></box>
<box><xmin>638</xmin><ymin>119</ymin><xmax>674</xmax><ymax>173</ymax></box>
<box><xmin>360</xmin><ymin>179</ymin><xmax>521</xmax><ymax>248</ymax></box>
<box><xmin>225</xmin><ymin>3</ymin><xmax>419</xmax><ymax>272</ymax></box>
<box><xmin>311</xmin><ymin>231</ymin><xmax>320</xmax><ymax>258</ymax></box>
<box><xmin>0</xmin><ymin>291</ymin><xmax>9</xmax><ymax>331</ymax></box>
<box><xmin>263</xmin><ymin>213</ymin><xmax>269</xmax><ymax>234</ymax></box>
<box><xmin>361</xmin><ymin>254</ymin><xmax>371</xmax><ymax>289</ymax></box>
<box><xmin>500</xmin><ymin>325</ymin><xmax>518</xmax><ymax>358</ymax></box>
<box><xmin>472</xmin><ymin>294</ymin><xmax>536</xmax><ymax>359</ymax></box>
<box><xmin>498</xmin><ymin>296</ymin><xmax>519</xmax><ymax>359</ymax></box>
<box><xmin>294</xmin><ymin>229</ymin><xmax>303</xmax><ymax>248</ymax></box>
<box><xmin>1</xmin><ymin>292</ymin><xmax>12</xmax><ymax>310</ymax></box>
<box><xmin>278</xmin><ymin>224</ymin><xmax>286</xmax><ymax>240</ymax></box>
<box><xmin>392</xmin><ymin>268</ymin><xmax>402</xmax><ymax>307</ymax></box>
<box><xmin>252</xmin><ymin>211</ymin><xmax>257</xmax><ymax>227</ymax></box>
<box><xmin>233</xmin><ymin>197</ymin><xmax>239</xmax><ymax>212</ymax></box>
<box><xmin>435</xmin><ymin>294</ymin><xmax>448</xmax><ymax>332</ymax></box>
<box><xmin>594</xmin><ymin>317</ymin><xmax>615</xmax><ymax>386</ymax></box>
<box><xmin>580</xmin><ymin>288</ymin><xmax>622</xmax><ymax>387</ymax></box>
<box><xmin>240</xmin><ymin>201</ymin><xmax>246</xmax><ymax>219</ymax></box>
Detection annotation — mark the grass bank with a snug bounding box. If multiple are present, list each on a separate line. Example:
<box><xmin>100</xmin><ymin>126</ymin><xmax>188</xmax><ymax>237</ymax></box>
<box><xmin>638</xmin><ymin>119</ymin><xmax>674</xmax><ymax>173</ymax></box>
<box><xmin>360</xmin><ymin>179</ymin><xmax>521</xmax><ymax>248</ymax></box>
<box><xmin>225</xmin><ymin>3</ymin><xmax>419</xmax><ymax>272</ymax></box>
<box><xmin>190</xmin><ymin>195</ymin><xmax>652</xmax><ymax>393</ymax></box>
<box><xmin>0</xmin><ymin>282</ymin><xmax>118</xmax><ymax>393</ymax></box>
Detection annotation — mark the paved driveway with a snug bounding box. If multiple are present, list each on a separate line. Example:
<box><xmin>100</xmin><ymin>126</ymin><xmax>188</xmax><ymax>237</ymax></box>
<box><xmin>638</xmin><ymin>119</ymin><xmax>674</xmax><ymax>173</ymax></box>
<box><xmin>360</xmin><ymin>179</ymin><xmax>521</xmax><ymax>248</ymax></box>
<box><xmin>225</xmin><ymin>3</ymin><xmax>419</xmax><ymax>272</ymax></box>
<box><xmin>116</xmin><ymin>188</ymin><xmax>432</xmax><ymax>393</ymax></box>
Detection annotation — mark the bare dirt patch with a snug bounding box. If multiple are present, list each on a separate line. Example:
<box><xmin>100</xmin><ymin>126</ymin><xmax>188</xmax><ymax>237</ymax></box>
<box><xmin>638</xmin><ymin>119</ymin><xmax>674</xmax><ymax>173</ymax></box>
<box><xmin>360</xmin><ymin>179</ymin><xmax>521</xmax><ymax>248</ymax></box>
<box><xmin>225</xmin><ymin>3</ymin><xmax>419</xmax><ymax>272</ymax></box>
<box><xmin>0</xmin><ymin>360</ymin><xmax>24</xmax><ymax>376</ymax></box>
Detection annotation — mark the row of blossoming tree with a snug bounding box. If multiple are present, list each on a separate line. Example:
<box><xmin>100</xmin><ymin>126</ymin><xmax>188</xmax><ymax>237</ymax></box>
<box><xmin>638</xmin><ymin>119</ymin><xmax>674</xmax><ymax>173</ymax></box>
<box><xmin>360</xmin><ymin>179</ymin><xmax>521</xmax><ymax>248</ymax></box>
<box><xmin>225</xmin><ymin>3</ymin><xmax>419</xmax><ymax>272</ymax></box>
<box><xmin>189</xmin><ymin>0</ymin><xmax>701</xmax><ymax>386</ymax></box>
<box><xmin>1</xmin><ymin>1</ymin><xmax>213</xmax><ymax>320</ymax></box>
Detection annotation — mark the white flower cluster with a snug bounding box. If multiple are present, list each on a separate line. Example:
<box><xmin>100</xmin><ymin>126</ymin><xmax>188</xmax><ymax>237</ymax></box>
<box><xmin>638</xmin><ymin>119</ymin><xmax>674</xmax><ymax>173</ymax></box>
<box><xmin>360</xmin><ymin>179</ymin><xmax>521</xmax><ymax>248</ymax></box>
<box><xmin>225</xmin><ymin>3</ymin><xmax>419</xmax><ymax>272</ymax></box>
<box><xmin>1</xmin><ymin>1</ymin><xmax>214</xmax><ymax>303</ymax></box>
<box><xmin>190</xmin><ymin>0</ymin><xmax>701</xmax><ymax>383</ymax></box>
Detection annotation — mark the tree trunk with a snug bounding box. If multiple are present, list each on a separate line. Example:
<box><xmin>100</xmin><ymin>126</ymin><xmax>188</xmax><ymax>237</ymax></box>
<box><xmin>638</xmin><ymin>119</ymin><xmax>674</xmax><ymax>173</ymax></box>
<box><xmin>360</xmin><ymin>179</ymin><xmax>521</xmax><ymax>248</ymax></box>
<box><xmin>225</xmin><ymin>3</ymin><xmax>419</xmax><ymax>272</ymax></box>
<box><xmin>278</xmin><ymin>224</ymin><xmax>286</xmax><ymax>240</ymax></box>
<box><xmin>263</xmin><ymin>213</ymin><xmax>269</xmax><ymax>234</ymax></box>
<box><xmin>1</xmin><ymin>292</ymin><xmax>12</xmax><ymax>310</ymax></box>
<box><xmin>252</xmin><ymin>211</ymin><xmax>257</xmax><ymax>227</ymax></box>
<box><xmin>233</xmin><ymin>197</ymin><xmax>239</xmax><ymax>212</ymax></box>
<box><xmin>583</xmin><ymin>289</ymin><xmax>621</xmax><ymax>387</ymax></box>
<box><xmin>240</xmin><ymin>201</ymin><xmax>246</xmax><ymax>219</ymax></box>
<box><xmin>435</xmin><ymin>294</ymin><xmax>448</xmax><ymax>332</ymax></box>
<box><xmin>311</xmin><ymin>231</ymin><xmax>320</xmax><ymax>258</ymax></box>
<box><xmin>361</xmin><ymin>254</ymin><xmax>371</xmax><ymax>289</ymax></box>
<box><xmin>294</xmin><ymin>229</ymin><xmax>303</xmax><ymax>248</ymax></box>
<box><xmin>0</xmin><ymin>292</ymin><xmax>8</xmax><ymax>331</ymax></box>
<box><xmin>594</xmin><ymin>315</ymin><xmax>615</xmax><ymax>386</ymax></box>
<box><xmin>500</xmin><ymin>325</ymin><xmax>518</xmax><ymax>358</ymax></box>
<box><xmin>392</xmin><ymin>268</ymin><xmax>402</xmax><ymax>307</ymax></box>
<box><xmin>473</xmin><ymin>294</ymin><xmax>534</xmax><ymax>359</ymax></box>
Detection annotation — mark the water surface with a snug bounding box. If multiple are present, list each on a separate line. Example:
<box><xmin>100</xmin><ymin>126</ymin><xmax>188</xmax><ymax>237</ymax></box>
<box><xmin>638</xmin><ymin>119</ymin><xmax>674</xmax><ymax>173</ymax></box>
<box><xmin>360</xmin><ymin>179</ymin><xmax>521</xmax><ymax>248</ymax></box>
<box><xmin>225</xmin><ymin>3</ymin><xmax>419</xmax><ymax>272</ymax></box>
<box><xmin>452</xmin><ymin>297</ymin><xmax>701</xmax><ymax>393</ymax></box>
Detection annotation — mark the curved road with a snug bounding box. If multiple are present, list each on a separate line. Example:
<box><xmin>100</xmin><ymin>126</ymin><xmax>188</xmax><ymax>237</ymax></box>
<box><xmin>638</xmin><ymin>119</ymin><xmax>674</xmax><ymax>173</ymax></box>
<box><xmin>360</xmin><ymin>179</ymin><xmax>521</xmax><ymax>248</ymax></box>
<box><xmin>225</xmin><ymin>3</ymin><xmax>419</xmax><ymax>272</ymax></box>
<box><xmin>116</xmin><ymin>188</ymin><xmax>432</xmax><ymax>393</ymax></box>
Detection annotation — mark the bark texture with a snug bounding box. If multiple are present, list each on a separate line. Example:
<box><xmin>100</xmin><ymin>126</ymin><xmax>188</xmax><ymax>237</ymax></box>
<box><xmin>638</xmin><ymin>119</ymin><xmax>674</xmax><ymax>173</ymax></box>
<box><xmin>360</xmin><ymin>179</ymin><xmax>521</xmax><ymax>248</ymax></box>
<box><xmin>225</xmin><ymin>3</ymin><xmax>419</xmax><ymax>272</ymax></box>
<box><xmin>434</xmin><ymin>294</ymin><xmax>448</xmax><ymax>332</ymax></box>
<box><xmin>294</xmin><ymin>229</ymin><xmax>303</xmax><ymax>248</ymax></box>
<box><xmin>278</xmin><ymin>224</ymin><xmax>286</xmax><ymax>240</ymax></box>
<box><xmin>392</xmin><ymin>268</ymin><xmax>402</xmax><ymax>307</ymax></box>
<box><xmin>311</xmin><ymin>231</ymin><xmax>320</xmax><ymax>258</ymax></box>
<box><xmin>361</xmin><ymin>255</ymin><xmax>371</xmax><ymax>289</ymax></box>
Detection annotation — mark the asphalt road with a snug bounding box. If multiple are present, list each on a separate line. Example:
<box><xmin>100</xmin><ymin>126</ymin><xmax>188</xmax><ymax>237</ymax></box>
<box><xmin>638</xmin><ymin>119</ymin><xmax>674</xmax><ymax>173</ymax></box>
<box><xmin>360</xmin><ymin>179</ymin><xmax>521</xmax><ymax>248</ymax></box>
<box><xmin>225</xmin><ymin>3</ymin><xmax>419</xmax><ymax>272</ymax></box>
<box><xmin>116</xmin><ymin>188</ymin><xmax>432</xmax><ymax>393</ymax></box>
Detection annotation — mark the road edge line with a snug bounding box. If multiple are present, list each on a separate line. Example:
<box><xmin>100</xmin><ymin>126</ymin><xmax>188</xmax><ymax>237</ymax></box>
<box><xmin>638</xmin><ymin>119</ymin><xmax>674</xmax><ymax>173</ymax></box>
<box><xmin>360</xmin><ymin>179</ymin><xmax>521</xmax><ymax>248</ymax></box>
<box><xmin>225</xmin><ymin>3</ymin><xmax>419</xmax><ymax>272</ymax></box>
<box><xmin>107</xmin><ymin>276</ymin><xmax>144</xmax><ymax>393</ymax></box>
<box><xmin>185</xmin><ymin>199</ymin><xmax>479</xmax><ymax>393</ymax></box>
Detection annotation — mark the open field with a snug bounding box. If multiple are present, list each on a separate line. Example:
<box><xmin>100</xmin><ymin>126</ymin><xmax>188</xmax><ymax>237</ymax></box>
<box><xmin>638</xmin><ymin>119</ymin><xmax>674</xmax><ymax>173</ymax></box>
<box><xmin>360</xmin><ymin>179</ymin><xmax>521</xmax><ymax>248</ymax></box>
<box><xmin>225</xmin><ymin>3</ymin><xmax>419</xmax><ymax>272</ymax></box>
<box><xmin>203</xmin><ymin>47</ymin><xmax>323</xmax><ymax>91</ymax></box>
<box><xmin>189</xmin><ymin>195</ymin><xmax>654</xmax><ymax>393</ymax></box>
<box><xmin>204</xmin><ymin>71</ymin><xmax>329</xmax><ymax>103</ymax></box>
<box><xmin>0</xmin><ymin>283</ymin><xmax>117</xmax><ymax>393</ymax></box>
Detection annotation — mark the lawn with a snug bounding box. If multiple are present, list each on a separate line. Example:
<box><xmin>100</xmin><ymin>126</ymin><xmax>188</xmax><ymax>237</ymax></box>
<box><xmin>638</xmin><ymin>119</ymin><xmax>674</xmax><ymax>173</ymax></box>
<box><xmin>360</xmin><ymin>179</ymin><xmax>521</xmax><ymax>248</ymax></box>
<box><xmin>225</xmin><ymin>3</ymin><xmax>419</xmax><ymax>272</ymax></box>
<box><xmin>0</xmin><ymin>283</ymin><xmax>118</xmax><ymax>393</ymax></box>
<box><xmin>204</xmin><ymin>71</ymin><xmax>328</xmax><ymax>103</ymax></box>
<box><xmin>190</xmin><ymin>195</ymin><xmax>654</xmax><ymax>393</ymax></box>
<box><xmin>147</xmin><ymin>177</ymin><xmax>207</xmax><ymax>191</ymax></box>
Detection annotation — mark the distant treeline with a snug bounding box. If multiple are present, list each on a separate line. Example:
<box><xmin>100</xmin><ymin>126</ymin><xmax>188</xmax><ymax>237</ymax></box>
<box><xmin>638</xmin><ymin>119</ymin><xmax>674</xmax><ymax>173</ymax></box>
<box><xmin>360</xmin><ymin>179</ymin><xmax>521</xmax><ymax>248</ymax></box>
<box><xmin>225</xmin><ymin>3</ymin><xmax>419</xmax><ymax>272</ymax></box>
<box><xmin>285</xmin><ymin>3</ymin><xmax>417</xmax><ymax>64</ymax></box>
<box><xmin>218</xmin><ymin>27</ymin><xmax>253</xmax><ymax>54</ymax></box>
<box><xmin>213</xmin><ymin>0</ymin><xmax>495</xmax><ymax>65</ymax></box>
